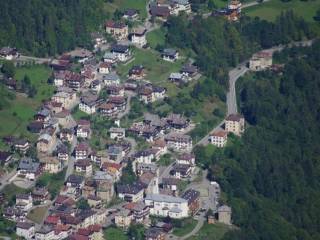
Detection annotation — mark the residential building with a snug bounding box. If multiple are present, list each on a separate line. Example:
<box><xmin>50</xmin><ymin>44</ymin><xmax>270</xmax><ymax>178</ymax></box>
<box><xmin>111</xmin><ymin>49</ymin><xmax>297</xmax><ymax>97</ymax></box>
<box><xmin>182</xmin><ymin>189</ymin><xmax>200</xmax><ymax>215</ymax></box>
<box><xmin>249</xmin><ymin>51</ymin><xmax>273</xmax><ymax>71</ymax></box>
<box><xmin>123</xmin><ymin>9</ymin><xmax>139</xmax><ymax>20</ymax></box>
<box><xmin>98</xmin><ymin>102</ymin><xmax>118</xmax><ymax>118</ymax></box>
<box><xmin>98</xmin><ymin>62</ymin><xmax>111</xmax><ymax>74</ymax></box>
<box><xmin>145</xmin><ymin>228</ymin><xmax>166</xmax><ymax>240</ymax></box>
<box><xmin>76</xmin><ymin>120</ymin><xmax>92</xmax><ymax>139</ymax></box>
<box><xmin>109</xmin><ymin>127</ymin><xmax>126</xmax><ymax>140</ymax></box>
<box><xmin>107</xmin><ymin>96</ymin><xmax>127</xmax><ymax>111</ymax></box>
<box><xmin>171</xmin><ymin>0</ymin><xmax>192</xmax><ymax>15</ymax></box>
<box><xmin>165</xmin><ymin>134</ymin><xmax>192</xmax><ymax>152</ymax></box>
<box><xmin>150</xmin><ymin>5</ymin><xmax>170</xmax><ymax>20</ymax></box>
<box><xmin>105</xmin><ymin>20</ymin><xmax>129</xmax><ymax>40</ymax></box>
<box><xmin>35</xmin><ymin>225</ymin><xmax>55</xmax><ymax>240</ymax></box>
<box><xmin>162</xmin><ymin>49</ymin><xmax>179</xmax><ymax>62</ymax></box>
<box><xmin>117</xmin><ymin>182</ymin><xmax>145</xmax><ymax>202</ymax></box>
<box><xmin>16</xmin><ymin>193</ymin><xmax>33</xmax><ymax>212</ymax></box>
<box><xmin>103</xmin><ymin>72</ymin><xmax>120</xmax><ymax>86</ymax></box>
<box><xmin>0</xmin><ymin>47</ymin><xmax>18</xmax><ymax>60</ymax></box>
<box><xmin>130</xmin><ymin>27</ymin><xmax>147</xmax><ymax>47</ymax></box>
<box><xmin>91</xmin><ymin>80</ymin><xmax>102</xmax><ymax>93</ymax></box>
<box><xmin>162</xmin><ymin>178</ymin><xmax>180</xmax><ymax>196</ymax></box>
<box><xmin>14</xmin><ymin>139</ymin><xmax>30</xmax><ymax>154</ymax></box>
<box><xmin>139</xmin><ymin>172</ymin><xmax>159</xmax><ymax>195</ymax></box>
<box><xmin>209</xmin><ymin>130</ymin><xmax>228</xmax><ymax>147</ymax></box>
<box><xmin>166</xmin><ymin>113</ymin><xmax>189</xmax><ymax>130</ymax></box>
<box><xmin>218</xmin><ymin>205</ymin><xmax>232</xmax><ymax>225</ymax></box>
<box><xmin>172</xmin><ymin>164</ymin><xmax>192</xmax><ymax>179</ymax></box>
<box><xmin>32</xmin><ymin>187</ymin><xmax>50</xmax><ymax>204</ymax></box>
<box><xmin>41</xmin><ymin>157</ymin><xmax>62</xmax><ymax>174</ymax></box>
<box><xmin>79</xmin><ymin>94</ymin><xmax>99</xmax><ymax>115</ymax></box>
<box><xmin>37</xmin><ymin>133</ymin><xmax>56</xmax><ymax>154</ymax></box>
<box><xmin>129</xmin><ymin>65</ymin><xmax>146</xmax><ymax>79</ymax></box>
<box><xmin>75</xmin><ymin>143</ymin><xmax>90</xmax><ymax>160</ymax></box>
<box><xmin>16</xmin><ymin>222</ymin><xmax>35</xmax><ymax>240</ymax></box>
<box><xmin>124</xmin><ymin>201</ymin><xmax>150</xmax><ymax>225</ymax></box>
<box><xmin>176</xmin><ymin>153</ymin><xmax>195</xmax><ymax>166</ymax></box>
<box><xmin>144</xmin><ymin>194</ymin><xmax>189</xmax><ymax>218</ymax></box>
<box><xmin>74</xmin><ymin>159</ymin><xmax>93</xmax><ymax>177</ymax></box>
<box><xmin>106</xmin><ymin>84</ymin><xmax>125</xmax><ymax>97</ymax></box>
<box><xmin>115</xmin><ymin>209</ymin><xmax>133</xmax><ymax>229</ymax></box>
<box><xmin>225</xmin><ymin>114</ymin><xmax>245</xmax><ymax>136</ymax></box>
<box><xmin>0</xmin><ymin>151</ymin><xmax>12</xmax><ymax>165</ymax></box>
<box><xmin>51</xmin><ymin>89</ymin><xmax>77</xmax><ymax>109</ymax></box>
<box><xmin>111</xmin><ymin>44</ymin><xmax>131</xmax><ymax>62</ymax></box>
<box><xmin>59</xmin><ymin>128</ymin><xmax>74</xmax><ymax>143</ymax></box>
<box><xmin>65</xmin><ymin>174</ymin><xmax>85</xmax><ymax>195</ymax></box>
<box><xmin>17</xmin><ymin>157</ymin><xmax>40</xmax><ymax>181</ymax></box>
<box><xmin>103</xmin><ymin>52</ymin><xmax>118</xmax><ymax>64</ymax></box>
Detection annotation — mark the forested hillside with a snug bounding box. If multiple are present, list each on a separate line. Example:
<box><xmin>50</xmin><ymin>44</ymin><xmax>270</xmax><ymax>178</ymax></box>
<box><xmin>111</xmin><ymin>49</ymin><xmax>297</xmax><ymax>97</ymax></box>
<box><xmin>195</xmin><ymin>41</ymin><xmax>320</xmax><ymax>240</ymax></box>
<box><xmin>166</xmin><ymin>11</ymin><xmax>314</xmax><ymax>88</ymax></box>
<box><xmin>0</xmin><ymin>0</ymin><xmax>106</xmax><ymax>56</ymax></box>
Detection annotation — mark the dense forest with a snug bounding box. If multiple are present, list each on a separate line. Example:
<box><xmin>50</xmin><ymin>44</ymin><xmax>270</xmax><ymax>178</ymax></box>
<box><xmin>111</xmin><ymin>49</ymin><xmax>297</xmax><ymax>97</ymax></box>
<box><xmin>165</xmin><ymin>11</ymin><xmax>314</xmax><ymax>88</ymax></box>
<box><xmin>195</xmin><ymin>41</ymin><xmax>320</xmax><ymax>240</ymax></box>
<box><xmin>0</xmin><ymin>0</ymin><xmax>106</xmax><ymax>56</ymax></box>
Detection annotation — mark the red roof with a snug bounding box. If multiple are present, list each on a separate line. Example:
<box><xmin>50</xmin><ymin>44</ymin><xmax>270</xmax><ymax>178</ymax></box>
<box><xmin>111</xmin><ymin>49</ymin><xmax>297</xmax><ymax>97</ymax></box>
<box><xmin>105</xmin><ymin>20</ymin><xmax>126</xmax><ymax>29</ymax></box>
<box><xmin>55</xmin><ymin>195</ymin><xmax>68</xmax><ymax>204</ymax></box>
<box><xmin>211</xmin><ymin>130</ymin><xmax>228</xmax><ymax>138</ymax></box>
<box><xmin>45</xmin><ymin>215</ymin><xmax>60</xmax><ymax>225</ymax></box>
<box><xmin>69</xmin><ymin>234</ymin><xmax>89</xmax><ymax>240</ymax></box>
<box><xmin>101</xmin><ymin>161</ymin><xmax>122</xmax><ymax>171</ymax></box>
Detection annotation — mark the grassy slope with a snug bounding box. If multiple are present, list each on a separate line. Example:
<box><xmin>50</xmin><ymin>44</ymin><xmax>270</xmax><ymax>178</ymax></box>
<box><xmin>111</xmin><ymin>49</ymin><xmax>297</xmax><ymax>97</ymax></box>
<box><xmin>173</xmin><ymin>219</ymin><xmax>198</xmax><ymax>237</ymax></box>
<box><xmin>187</xmin><ymin>223</ymin><xmax>231</xmax><ymax>240</ymax></box>
<box><xmin>27</xmin><ymin>206</ymin><xmax>49</xmax><ymax>224</ymax></box>
<box><xmin>104</xmin><ymin>0</ymin><xmax>148</xmax><ymax>19</ymax></box>
<box><xmin>116</xmin><ymin>47</ymin><xmax>185</xmax><ymax>97</ymax></box>
<box><xmin>244</xmin><ymin>0</ymin><xmax>320</xmax><ymax>22</ymax></box>
<box><xmin>146</xmin><ymin>28</ymin><xmax>167</xmax><ymax>49</ymax></box>
<box><xmin>0</xmin><ymin>65</ymin><xmax>52</xmax><ymax>140</ymax></box>
<box><xmin>104</xmin><ymin>227</ymin><xmax>128</xmax><ymax>240</ymax></box>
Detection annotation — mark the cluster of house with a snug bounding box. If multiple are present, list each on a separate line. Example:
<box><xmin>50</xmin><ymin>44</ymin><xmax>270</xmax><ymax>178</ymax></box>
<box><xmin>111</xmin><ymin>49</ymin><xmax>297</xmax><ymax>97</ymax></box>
<box><xmin>0</xmin><ymin>46</ymin><xmax>19</xmax><ymax>60</ymax></box>
<box><xmin>213</xmin><ymin>0</ymin><xmax>242</xmax><ymax>22</ymax></box>
<box><xmin>149</xmin><ymin>0</ymin><xmax>192</xmax><ymax>21</ymax></box>
<box><xmin>169</xmin><ymin>62</ymin><xmax>199</xmax><ymax>85</ymax></box>
<box><xmin>209</xmin><ymin>113</ymin><xmax>245</xmax><ymax>148</ymax></box>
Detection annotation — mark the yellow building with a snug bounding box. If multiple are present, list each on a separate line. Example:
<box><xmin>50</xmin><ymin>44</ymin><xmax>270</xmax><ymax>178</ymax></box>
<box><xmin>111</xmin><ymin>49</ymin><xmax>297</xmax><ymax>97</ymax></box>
<box><xmin>225</xmin><ymin>114</ymin><xmax>245</xmax><ymax>136</ymax></box>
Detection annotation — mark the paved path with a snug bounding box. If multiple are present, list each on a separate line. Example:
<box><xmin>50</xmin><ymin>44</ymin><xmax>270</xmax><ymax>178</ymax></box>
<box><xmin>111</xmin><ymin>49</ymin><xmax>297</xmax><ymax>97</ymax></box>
<box><xmin>0</xmin><ymin>170</ymin><xmax>17</xmax><ymax>191</ymax></box>
<box><xmin>195</xmin><ymin>39</ymin><xmax>314</xmax><ymax>147</ymax></box>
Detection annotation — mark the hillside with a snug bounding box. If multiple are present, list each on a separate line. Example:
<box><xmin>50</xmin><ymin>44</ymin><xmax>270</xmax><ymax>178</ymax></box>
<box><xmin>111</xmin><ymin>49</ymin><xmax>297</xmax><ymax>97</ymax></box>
<box><xmin>0</xmin><ymin>0</ymin><xmax>106</xmax><ymax>56</ymax></box>
<box><xmin>195</xmin><ymin>41</ymin><xmax>320</xmax><ymax>240</ymax></box>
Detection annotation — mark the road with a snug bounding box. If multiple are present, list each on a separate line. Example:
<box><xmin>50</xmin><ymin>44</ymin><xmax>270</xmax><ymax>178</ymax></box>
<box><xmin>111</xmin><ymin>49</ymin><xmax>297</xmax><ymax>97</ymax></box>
<box><xmin>16</xmin><ymin>55</ymin><xmax>51</xmax><ymax>64</ymax></box>
<box><xmin>0</xmin><ymin>170</ymin><xmax>17</xmax><ymax>191</ymax></box>
<box><xmin>195</xmin><ymin>39</ymin><xmax>314</xmax><ymax>147</ymax></box>
<box><xmin>65</xmin><ymin>135</ymin><xmax>78</xmax><ymax>181</ymax></box>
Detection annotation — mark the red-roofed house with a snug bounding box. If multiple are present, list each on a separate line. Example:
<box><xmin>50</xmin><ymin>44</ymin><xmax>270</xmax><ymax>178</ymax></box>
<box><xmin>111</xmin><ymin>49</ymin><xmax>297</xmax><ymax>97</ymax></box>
<box><xmin>209</xmin><ymin>130</ymin><xmax>228</xmax><ymax>147</ymax></box>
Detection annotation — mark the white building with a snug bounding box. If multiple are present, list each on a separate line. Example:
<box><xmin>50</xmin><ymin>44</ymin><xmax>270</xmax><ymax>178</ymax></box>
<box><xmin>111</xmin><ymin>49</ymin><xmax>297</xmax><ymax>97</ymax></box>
<box><xmin>225</xmin><ymin>114</ymin><xmax>245</xmax><ymax>136</ymax></box>
<box><xmin>165</xmin><ymin>134</ymin><xmax>192</xmax><ymax>152</ymax></box>
<box><xmin>209</xmin><ymin>130</ymin><xmax>228</xmax><ymax>147</ymax></box>
<box><xmin>130</xmin><ymin>27</ymin><xmax>147</xmax><ymax>47</ymax></box>
<box><xmin>249</xmin><ymin>51</ymin><xmax>273</xmax><ymax>71</ymax></box>
<box><xmin>35</xmin><ymin>226</ymin><xmax>55</xmax><ymax>240</ymax></box>
<box><xmin>16</xmin><ymin>222</ymin><xmax>35</xmax><ymax>240</ymax></box>
<box><xmin>145</xmin><ymin>194</ymin><xmax>189</xmax><ymax>219</ymax></box>
<box><xmin>16</xmin><ymin>194</ymin><xmax>33</xmax><ymax>212</ymax></box>
<box><xmin>109</xmin><ymin>127</ymin><xmax>126</xmax><ymax>140</ymax></box>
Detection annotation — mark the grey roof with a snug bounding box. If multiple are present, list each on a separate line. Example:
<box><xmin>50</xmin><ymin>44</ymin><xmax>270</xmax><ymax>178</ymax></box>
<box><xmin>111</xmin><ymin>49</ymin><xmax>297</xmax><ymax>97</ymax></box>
<box><xmin>218</xmin><ymin>205</ymin><xmax>232</xmax><ymax>212</ymax></box>
<box><xmin>145</xmin><ymin>194</ymin><xmax>187</xmax><ymax>204</ymax></box>
<box><xmin>93</xmin><ymin>171</ymin><xmax>113</xmax><ymax>181</ymax></box>
<box><xmin>103</xmin><ymin>72</ymin><xmax>120</xmax><ymax>81</ymax></box>
<box><xmin>18</xmin><ymin>158</ymin><xmax>40</xmax><ymax>173</ymax></box>
<box><xmin>103</xmin><ymin>52</ymin><xmax>118</xmax><ymax>59</ymax></box>
<box><xmin>163</xmin><ymin>48</ymin><xmax>177</xmax><ymax>57</ymax></box>
<box><xmin>169</xmin><ymin>72</ymin><xmax>183</xmax><ymax>79</ymax></box>
<box><xmin>108</xmin><ymin>145</ymin><xmax>122</xmax><ymax>155</ymax></box>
